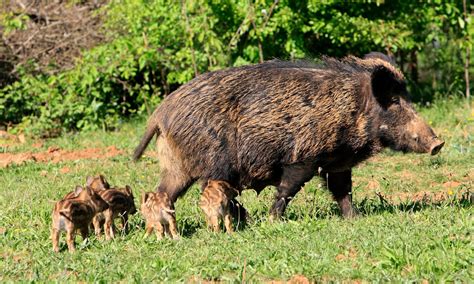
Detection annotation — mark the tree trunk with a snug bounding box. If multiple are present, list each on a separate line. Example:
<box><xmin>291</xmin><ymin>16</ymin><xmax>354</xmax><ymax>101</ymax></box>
<box><xmin>409</xmin><ymin>49</ymin><xmax>418</xmax><ymax>84</ymax></box>
<box><xmin>463</xmin><ymin>0</ymin><xmax>470</xmax><ymax>99</ymax></box>
<box><xmin>181</xmin><ymin>1</ymin><xmax>198</xmax><ymax>77</ymax></box>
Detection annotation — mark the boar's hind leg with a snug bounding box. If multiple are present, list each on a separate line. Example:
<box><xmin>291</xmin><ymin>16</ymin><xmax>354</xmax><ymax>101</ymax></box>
<box><xmin>156</xmin><ymin>174</ymin><xmax>194</xmax><ymax>203</ymax></box>
<box><xmin>322</xmin><ymin>170</ymin><xmax>357</xmax><ymax>218</ymax></box>
<box><xmin>269</xmin><ymin>164</ymin><xmax>315</xmax><ymax>220</ymax></box>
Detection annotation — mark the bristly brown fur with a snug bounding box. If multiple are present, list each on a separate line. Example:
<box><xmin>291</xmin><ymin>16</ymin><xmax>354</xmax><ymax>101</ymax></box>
<box><xmin>93</xmin><ymin>185</ymin><xmax>137</xmax><ymax>240</ymax></box>
<box><xmin>199</xmin><ymin>180</ymin><xmax>239</xmax><ymax>233</ymax></box>
<box><xmin>86</xmin><ymin>175</ymin><xmax>110</xmax><ymax>191</ymax></box>
<box><xmin>140</xmin><ymin>191</ymin><xmax>179</xmax><ymax>240</ymax></box>
<box><xmin>133</xmin><ymin>53</ymin><xmax>443</xmax><ymax>222</ymax></box>
<box><xmin>51</xmin><ymin>186</ymin><xmax>108</xmax><ymax>252</ymax></box>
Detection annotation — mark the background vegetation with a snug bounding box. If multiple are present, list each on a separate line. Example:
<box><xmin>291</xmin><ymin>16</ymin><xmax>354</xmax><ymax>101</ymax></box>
<box><xmin>1</xmin><ymin>2</ymin><xmax>472</xmax><ymax>282</ymax></box>
<box><xmin>0</xmin><ymin>0</ymin><xmax>472</xmax><ymax>136</ymax></box>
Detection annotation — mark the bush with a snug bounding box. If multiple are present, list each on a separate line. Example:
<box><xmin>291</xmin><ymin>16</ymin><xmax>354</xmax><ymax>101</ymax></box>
<box><xmin>0</xmin><ymin>0</ymin><xmax>471</xmax><ymax>136</ymax></box>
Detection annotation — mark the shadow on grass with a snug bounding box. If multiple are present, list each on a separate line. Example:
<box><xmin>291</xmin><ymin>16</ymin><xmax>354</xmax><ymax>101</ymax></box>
<box><xmin>361</xmin><ymin>191</ymin><xmax>472</xmax><ymax>214</ymax></box>
<box><xmin>286</xmin><ymin>191</ymin><xmax>473</xmax><ymax>222</ymax></box>
<box><xmin>135</xmin><ymin>191</ymin><xmax>473</xmax><ymax>236</ymax></box>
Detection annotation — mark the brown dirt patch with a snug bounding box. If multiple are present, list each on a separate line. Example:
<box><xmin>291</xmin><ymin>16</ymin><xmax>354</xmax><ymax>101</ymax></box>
<box><xmin>59</xmin><ymin>166</ymin><xmax>71</xmax><ymax>174</ymax></box>
<box><xmin>367</xmin><ymin>180</ymin><xmax>380</xmax><ymax>191</ymax></box>
<box><xmin>0</xmin><ymin>146</ymin><xmax>124</xmax><ymax>168</ymax></box>
<box><xmin>287</xmin><ymin>275</ymin><xmax>311</xmax><ymax>284</ymax></box>
<box><xmin>335</xmin><ymin>247</ymin><xmax>358</xmax><ymax>262</ymax></box>
<box><xmin>267</xmin><ymin>275</ymin><xmax>311</xmax><ymax>284</ymax></box>
<box><xmin>442</xmin><ymin>181</ymin><xmax>462</xmax><ymax>188</ymax></box>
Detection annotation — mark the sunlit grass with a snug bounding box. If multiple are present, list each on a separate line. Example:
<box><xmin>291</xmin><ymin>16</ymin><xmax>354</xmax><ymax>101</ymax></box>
<box><xmin>0</xmin><ymin>98</ymin><xmax>472</xmax><ymax>281</ymax></box>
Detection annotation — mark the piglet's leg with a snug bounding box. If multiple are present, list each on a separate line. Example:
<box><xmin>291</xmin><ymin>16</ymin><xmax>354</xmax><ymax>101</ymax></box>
<box><xmin>167</xmin><ymin>216</ymin><xmax>180</xmax><ymax>240</ymax></box>
<box><xmin>210</xmin><ymin>215</ymin><xmax>220</xmax><ymax>232</ymax></box>
<box><xmin>155</xmin><ymin>223</ymin><xmax>164</xmax><ymax>240</ymax></box>
<box><xmin>104</xmin><ymin>210</ymin><xmax>115</xmax><ymax>240</ymax></box>
<box><xmin>92</xmin><ymin>216</ymin><xmax>101</xmax><ymax>237</ymax></box>
<box><xmin>224</xmin><ymin>211</ymin><xmax>233</xmax><ymax>234</ymax></box>
<box><xmin>66</xmin><ymin>224</ymin><xmax>76</xmax><ymax>252</ymax></box>
<box><xmin>51</xmin><ymin>228</ymin><xmax>60</xmax><ymax>253</ymax></box>
<box><xmin>144</xmin><ymin>222</ymin><xmax>153</xmax><ymax>238</ymax></box>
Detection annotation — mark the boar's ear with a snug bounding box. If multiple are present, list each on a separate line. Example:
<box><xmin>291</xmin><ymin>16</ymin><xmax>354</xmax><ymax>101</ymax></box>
<box><xmin>364</xmin><ymin>52</ymin><xmax>395</xmax><ymax>65</ymax></box>
<box><xmin>371</xmin><ymin>65</ymin><xmax>405</xmax><ymax>109</ymax></box>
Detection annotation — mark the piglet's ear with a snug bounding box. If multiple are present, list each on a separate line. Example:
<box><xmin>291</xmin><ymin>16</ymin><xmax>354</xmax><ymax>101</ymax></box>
<box><xmin>141</xmin><ymin>192</ymin><xmax>150</xmax><ymax>204</ymax></box>
<box><xmin>371</xmin><ymin>65</ymin><xmax>405</xmax><ymax>109</ymax></box>
<box><xmin>125</xmin><ymin>185</ymin><xmax>132</xmax><ymax>195</ymax></box>
<box><xmin>74</xmin><ymin>186</ymin><xmax>84</xmax><ymax>196</ymax></box>
<box><xmin>86</xmin><ymin>176</ymin><xmax>94</xmax><ymax>187</ymax></box>
<box><xmin>85</xmin><ymin>186</ymin><xmax>94</xmax><ymax>197</ymax></box>
<box><xmin>99</xmin><ymin>175</ymin><xmax>110</xmax><ymax>188</ymax></box>
<box><xmin>218</xmin><ymin>180</ymin><xmax>231</xmax><ymax>189</ymax></box>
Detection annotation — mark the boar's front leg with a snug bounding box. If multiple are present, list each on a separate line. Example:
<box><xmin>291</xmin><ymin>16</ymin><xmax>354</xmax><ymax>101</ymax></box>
<box><xmin>322</xmin><ymin>170</ymin><xmax>357</xmax><ymax>218</ymax></box>
<box><xmin>269</xmin><ymin>163</ymin><xmax>315</xmax><ymax>220</ymax></box>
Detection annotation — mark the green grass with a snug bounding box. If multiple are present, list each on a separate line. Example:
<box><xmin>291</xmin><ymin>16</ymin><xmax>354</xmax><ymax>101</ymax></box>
<box><xmin>1</xmin><ymin>98</ymin><xmax>473</xmax><ymax>282</ymax></box>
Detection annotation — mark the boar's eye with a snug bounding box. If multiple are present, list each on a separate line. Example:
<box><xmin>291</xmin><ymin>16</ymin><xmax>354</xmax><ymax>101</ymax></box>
<box><xmin>390</xmin><ymin>97</ymin><xmax>400</xmax><ymax>105</ymax></box>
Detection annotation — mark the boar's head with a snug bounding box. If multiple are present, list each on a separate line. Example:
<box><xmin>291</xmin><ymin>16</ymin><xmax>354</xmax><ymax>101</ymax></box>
<box><xmin>366</xmin><ymin>56</ymin><xmax>444</xmax><ymax>155</ymax></box>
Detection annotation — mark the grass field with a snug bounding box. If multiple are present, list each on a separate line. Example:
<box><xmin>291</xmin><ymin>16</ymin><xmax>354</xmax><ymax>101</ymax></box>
<box><xmin>1</xmin><ymin>98</ymin><xmax>472</xmax><ymax>282</ymax></box>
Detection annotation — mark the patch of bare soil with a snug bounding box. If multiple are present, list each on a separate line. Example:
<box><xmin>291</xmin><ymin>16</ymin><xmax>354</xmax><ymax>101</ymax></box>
<box><xmin>0</xmin><ymin>146</ymin><xmax>124</xmax><ymax>168</ymax></box>
<box><xmin>267</xmin><ymin>275</ymin><xmax>311</xmax><ymax>284</ymax></box>
<box><xmin>335</xmin><ymin>247</ymin><xmax>358</xmax><ymax>262</ymax></box>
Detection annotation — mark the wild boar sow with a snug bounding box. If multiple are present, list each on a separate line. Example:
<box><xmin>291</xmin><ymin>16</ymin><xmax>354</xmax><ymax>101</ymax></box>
<box><xmin>134</xmin><ymin>53</ymin><xmax>444</xmax><ymax>219</ymax></box>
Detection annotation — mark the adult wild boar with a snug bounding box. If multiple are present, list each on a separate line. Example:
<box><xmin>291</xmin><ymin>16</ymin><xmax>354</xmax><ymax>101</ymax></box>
<box><xmin>133</xmin><ymin>53</ymin><xmax>444</xmax><ymax>220</ymax></box>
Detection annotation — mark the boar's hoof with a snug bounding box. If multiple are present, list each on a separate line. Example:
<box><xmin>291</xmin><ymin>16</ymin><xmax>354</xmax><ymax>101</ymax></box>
<box><xmin>341</xmin><ymin>206</ymin><xmax>359</xmax><ymax>219</ymax></box>
<box><xmin>269</xmin><ymin>198</ymin><xmax>287</xmax><ymax>221</ymax></box>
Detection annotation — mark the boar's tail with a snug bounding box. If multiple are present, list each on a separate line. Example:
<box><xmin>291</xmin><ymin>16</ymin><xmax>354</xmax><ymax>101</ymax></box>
<box><xmin>133</xmin><ymin>123</ymin><xmax>161</xmax><ymax>161</ymax></box>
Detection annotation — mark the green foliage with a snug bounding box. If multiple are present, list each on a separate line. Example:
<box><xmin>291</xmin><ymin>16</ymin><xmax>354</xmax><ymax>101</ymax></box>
<box><xmin>0</xmin><ymin>0</ymin><xmax>472</xmax><ymax>135</ymax></box>
<box><xmin>0</xmin><ymin>12</ymin><xmax>29</xmax><ymax>34</ymax></box>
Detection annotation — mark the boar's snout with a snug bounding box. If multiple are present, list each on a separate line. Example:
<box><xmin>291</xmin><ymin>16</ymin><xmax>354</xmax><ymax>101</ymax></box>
<box><xmin>429</xmin><ymin>139</ymin><xmax>444</xmax><ymax>155</ymax></box>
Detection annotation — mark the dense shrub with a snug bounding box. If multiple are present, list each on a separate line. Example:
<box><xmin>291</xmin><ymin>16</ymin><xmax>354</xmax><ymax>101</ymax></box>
<box><xmin>0</xmin><ymin>0</ymin><xmax>472</xmax><ymax>136</ymax></box>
